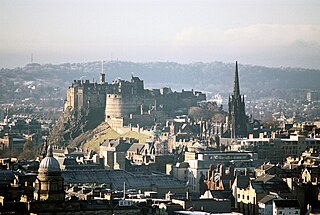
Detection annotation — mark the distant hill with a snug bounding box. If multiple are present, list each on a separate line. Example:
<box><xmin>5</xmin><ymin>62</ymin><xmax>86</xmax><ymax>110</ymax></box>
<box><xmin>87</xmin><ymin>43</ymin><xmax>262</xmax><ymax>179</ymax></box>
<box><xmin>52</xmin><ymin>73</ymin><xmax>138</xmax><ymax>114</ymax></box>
<box><xmin>1</xmin><ymin>61</ymin><xmax>320</xmax><ymax>104</ymax></box>
<box><xmin>3</xmin><ymin>61</ymin><xmax>319</xmax><ymax>149</ymax></box>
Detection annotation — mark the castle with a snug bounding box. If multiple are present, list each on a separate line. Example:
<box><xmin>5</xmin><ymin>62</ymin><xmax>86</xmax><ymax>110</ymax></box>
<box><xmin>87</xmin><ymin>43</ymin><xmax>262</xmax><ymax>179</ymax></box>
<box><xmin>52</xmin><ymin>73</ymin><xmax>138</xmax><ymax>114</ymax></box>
<box><xmin>64</xmin><ymin>74</ymin><xmax>107</xmax><ymax>111</ymax></box>
<box><xmin>64</xmin><ymin>71</ymin><xmax>206</xmax><ymax>127</ymax></box>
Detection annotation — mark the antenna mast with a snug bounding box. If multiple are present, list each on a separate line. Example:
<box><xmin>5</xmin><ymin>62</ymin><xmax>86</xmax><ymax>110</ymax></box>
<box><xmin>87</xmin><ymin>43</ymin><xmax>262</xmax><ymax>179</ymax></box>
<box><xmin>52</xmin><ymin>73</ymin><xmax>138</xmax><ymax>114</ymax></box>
<box><xmin>101</xmin><ymin>60</ymin><xmax>104</xmax><ymax>74</ymax></box>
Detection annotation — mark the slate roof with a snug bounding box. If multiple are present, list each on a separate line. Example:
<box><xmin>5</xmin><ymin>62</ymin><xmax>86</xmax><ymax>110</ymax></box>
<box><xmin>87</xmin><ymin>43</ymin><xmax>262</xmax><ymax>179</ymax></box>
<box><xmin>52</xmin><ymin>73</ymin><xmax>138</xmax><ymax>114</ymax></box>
<box><xmin>0</xmin><ymin>170</ymin><xmax>14</xmax><ymax>185</ymax></box>
<box><xmin>210</xmin><ymin>190</ymin><xmax>234</xmax><ymax>200</ymax></box>
<box><xmin>258</xmin><ymin>194</ymin><xmax>277</xmax><ymax>204</ymax></box>
<box><xmin>257</xmin><ymin>163</ymin><xmax>275</xmax><ymax>171</ymax></box>
<box><xmin>127</xmin><ymin>143</ymin><xmax>145</xmax><ymax>153</ymax></box>
<box><xmin>61</xmin><ymin>169</ymin><xmax>186</xmax><ymax>190</ymax></box>
<box><xmin>255</xmin><ymin>174</ymin><xmax>282</xmax><ymax>183</ymax></box>
<box><xmin>236</xmin><ymin>175</ymin><xmax>249</xmax><ymax>188</ymax></box>
<box><xmin>274</xmin><ymin>199</ymin><xmax>300</xmax><ymax>208</ymax></box>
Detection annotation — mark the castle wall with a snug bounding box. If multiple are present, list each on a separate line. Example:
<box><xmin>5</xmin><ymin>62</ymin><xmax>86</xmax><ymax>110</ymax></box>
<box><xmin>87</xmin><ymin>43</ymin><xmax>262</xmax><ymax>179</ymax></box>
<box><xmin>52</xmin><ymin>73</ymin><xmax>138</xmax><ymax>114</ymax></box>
<box><xmin>105</xmin><ymin>94</ymin><xmax>142</xmax><ymax>120</ymax></box>
<box><xmin>78</xmin><ymin>88</ymin><xmax>84</xmax><ymax>109</ymax></box>
<box><xmin>64</xmin><ymin>80</ymin><xmax>106</xmax><ymax>111</ymax></box>
<box><xmin>64</xmin><ymin>87</ymin><xmax>78</xmax><ymax>111</ymax></box>
<box><xmin>64</xmin><ymin>76</ymin><xmax>206</xmax><ymax>126</ymax></box>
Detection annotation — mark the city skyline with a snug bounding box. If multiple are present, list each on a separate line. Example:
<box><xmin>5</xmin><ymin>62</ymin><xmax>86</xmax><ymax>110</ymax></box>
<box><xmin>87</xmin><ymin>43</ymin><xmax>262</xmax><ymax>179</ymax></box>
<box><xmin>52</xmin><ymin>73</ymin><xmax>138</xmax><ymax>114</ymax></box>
<box><xmin>1</xmin><ymin>0</ymin><xmax>320</xmax><ymax>69</ymax></box>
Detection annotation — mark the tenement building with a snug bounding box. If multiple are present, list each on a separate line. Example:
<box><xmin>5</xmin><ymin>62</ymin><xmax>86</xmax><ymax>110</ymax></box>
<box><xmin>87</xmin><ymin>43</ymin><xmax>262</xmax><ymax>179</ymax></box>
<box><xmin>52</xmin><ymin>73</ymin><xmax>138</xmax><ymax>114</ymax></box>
<box><xmin>239</xmin><ymin>134</ymin><xmax>320</xmax><ymax>163</ymax></box>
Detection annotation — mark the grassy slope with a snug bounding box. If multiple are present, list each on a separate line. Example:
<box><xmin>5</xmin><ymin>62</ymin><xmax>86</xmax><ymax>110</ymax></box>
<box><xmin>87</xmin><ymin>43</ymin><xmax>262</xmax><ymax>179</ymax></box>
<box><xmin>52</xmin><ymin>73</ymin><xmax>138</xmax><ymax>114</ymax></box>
<box><xmin>69</xmin><ymin>122</ymin><xmax>149</xmax><ymax>152</ymax></box>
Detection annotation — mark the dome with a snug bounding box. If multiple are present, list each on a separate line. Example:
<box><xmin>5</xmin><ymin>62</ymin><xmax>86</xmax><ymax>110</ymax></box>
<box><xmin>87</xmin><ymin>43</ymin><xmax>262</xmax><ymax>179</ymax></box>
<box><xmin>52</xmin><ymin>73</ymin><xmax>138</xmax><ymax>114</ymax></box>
<box><xmin>39</xmin><ymin>145</ymin><xmax>60</xmax><ymax>172</ymax></box>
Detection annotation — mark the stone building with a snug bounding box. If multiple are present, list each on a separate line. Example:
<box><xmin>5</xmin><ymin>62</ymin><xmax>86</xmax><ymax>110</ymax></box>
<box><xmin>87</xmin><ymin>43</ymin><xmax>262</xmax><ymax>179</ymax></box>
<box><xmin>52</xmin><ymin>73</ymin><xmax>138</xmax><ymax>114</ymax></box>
<box><xmin>273</xmin><ymin>199</ymin><xmax>300</xmax><ymax>215</ymax></box>
<box><xmin>105</xmin><ymin>75</ymin><xmax>206</xmax><ymax>124</ymax></box>
<box><xmin>228</xmin><ymin>61</ymin><xmax>248</xmax><ymax>138</ymax></box>
<box><xmin>64</xmin><ymin>72</ymin><xmax>206</xmax><ymax>129</ymax></box>
<box><xmin>239</xmin><ymin>135</ymin><xmax>320</xmax><ymax>163</ymax></box>
<box><xmin>64</xmin><ymin>73</ymin><xmax>107</xmax><ymax>111</ymax></box>
<box><xmin>34</xmin><ymin>145</ymin><xmax>65</xmax><ymax>201</ymax></box>
<box><xmin>307</xmin><ymin>91</ymin><xmax>320</xmax><ymax>102</ymax></box>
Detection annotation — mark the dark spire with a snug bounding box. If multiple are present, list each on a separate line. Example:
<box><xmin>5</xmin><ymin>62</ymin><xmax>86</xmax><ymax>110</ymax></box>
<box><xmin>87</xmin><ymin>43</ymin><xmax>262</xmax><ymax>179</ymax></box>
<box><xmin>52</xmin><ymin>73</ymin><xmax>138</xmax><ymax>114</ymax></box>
<box><xmin>233</xmin><ymin>61</ymin><xmax>240</xmax><ymax>97</ymax></box>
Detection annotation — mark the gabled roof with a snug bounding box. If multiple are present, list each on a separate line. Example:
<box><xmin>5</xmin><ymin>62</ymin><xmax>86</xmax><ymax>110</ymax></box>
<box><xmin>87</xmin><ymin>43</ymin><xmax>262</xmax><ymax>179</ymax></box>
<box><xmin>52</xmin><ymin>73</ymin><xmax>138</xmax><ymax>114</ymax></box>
<box><xmin>258</xmin><ymin>194</ymin><xmax>278</xmax><ymax>204</ymax></box>
<box><xmin>127</xmin><ymin>143</ymin><xmax>145</xmax><ymax>153</ymax></box>
<box><xmin>251</xmin><ymin>181</ymin><xmax>265</xmax><ymax>193</ymax></box>
<box><xmin>64</xmin><ymin>147</ymin><xmax>76</xmax><ymax>154</ymax></box>
<box><xmin>255</xmin><ymin>174</ymin><xmax>282</xmax><ymax>183</ymax></box>
<box><xmin>257</xmin><ymin>163</ymin><xmax>275</xmax><ymax>171</ymax></box>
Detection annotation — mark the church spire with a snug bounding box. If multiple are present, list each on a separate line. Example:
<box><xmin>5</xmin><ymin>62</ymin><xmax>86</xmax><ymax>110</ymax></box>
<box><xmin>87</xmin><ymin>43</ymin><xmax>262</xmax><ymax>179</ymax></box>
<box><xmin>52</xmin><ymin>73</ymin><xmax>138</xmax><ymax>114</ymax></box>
<box><xmin>233</xmin><ymin>61</ymin><xmax>240</xmax><ymax>97</ymax></box>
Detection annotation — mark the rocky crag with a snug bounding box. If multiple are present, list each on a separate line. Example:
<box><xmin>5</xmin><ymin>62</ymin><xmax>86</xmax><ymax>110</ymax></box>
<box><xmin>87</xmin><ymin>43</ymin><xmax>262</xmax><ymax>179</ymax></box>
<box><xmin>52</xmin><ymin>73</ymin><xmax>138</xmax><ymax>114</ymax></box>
<box><xmin>48</xmin><ymin>107</ymin><xmax>148</xmax><ymax>151</ymax></box>
<box><xmin>47</xmin><ymin>107</ymin><xmax>105</xmax><ymax>147</ymax></box>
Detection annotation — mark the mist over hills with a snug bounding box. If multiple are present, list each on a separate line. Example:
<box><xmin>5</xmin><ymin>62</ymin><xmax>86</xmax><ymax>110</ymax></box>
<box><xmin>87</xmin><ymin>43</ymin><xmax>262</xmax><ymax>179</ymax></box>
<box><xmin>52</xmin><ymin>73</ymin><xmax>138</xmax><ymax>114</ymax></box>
<box><xmin>1</xmin><ymin>61</ymin><xmax>319</xmax><ymax>104</ymax></box>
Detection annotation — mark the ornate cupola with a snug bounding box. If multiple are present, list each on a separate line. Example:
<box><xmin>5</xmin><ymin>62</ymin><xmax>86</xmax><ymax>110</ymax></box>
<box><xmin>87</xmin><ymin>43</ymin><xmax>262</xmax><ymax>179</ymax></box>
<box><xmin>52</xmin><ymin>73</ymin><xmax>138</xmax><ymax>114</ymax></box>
<box><xmin>34</xmin><ymin>145</ymin><xmax>65</xmax><ymax>201</ymax></box>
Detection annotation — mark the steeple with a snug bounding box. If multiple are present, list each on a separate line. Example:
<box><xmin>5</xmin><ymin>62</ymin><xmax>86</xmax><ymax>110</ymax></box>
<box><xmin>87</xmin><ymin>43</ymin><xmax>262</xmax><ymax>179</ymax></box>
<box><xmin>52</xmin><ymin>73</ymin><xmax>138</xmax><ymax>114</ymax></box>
<box><xmin>233</xmin><ymin>61</ymin><xmax>240</xmax><ymax>97</ymax></box>
<box><xmin>227</xmin><ymin>61</ymin><xmax>248</xmax><ymax>138</ymax></box>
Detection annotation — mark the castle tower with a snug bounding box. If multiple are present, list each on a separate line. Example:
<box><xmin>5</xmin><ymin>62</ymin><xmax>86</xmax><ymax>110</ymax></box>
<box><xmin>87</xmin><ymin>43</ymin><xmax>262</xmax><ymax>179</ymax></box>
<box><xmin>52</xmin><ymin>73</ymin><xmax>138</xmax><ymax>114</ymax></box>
<box><xmin>228</xmin><ymin>61</ymin><xmax>247</xmax><ymax>138</ymax></box>
<box><xmin>34</xmin><ymin>145</ymin><xmax>65</xmax><ymax>201</ymax></box>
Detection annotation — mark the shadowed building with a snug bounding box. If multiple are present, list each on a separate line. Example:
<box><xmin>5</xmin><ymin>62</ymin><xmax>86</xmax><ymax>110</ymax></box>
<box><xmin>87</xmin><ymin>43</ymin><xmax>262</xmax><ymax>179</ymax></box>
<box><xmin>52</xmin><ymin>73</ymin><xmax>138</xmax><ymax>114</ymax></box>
<box><xmin>34</xmin><ymin>145</ymin><xmax>65</xmax><ymax>201</ymax></box>
<box><xmin>228</xmin><ymin>61</ymin><xmax>247</xmax><ymax>138</ymax></box>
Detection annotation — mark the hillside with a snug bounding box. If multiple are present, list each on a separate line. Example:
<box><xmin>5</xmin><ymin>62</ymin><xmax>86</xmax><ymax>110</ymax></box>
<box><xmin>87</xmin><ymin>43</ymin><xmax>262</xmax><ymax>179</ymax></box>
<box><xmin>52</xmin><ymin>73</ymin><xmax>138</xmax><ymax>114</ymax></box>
<box><xmin>69</xmin><ymin>122</ymin><xmax>149</xmax><ymax>152</ymax></box>
<box><xmin>3</xmin><ymin>61</ymin><xmax>320</xmax><ymax>150</ymax></box>
<box><xmin>1</xmin><ymin>61</ymin><xmax>320</xmax><ymax>105</ymax></box>
<box><xmin>47</xmin><ymin>106</ymin><xmax>149</xmax><ymax>151</ymax></box>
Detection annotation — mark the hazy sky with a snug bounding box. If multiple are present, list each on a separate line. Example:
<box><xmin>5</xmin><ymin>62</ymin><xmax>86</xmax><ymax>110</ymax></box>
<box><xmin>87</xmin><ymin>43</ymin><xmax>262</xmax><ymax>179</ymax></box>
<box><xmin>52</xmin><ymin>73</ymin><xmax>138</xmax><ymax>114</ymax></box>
<box><xmin>1</xmin><ymin>0</ymin><xmax>320</xmax><ymax>69</ymax></box>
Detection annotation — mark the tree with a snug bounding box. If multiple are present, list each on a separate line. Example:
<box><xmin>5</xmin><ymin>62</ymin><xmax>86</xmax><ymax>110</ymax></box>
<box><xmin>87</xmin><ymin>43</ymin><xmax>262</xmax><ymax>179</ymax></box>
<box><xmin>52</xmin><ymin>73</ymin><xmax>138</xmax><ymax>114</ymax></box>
<box><xmin>19</xmin><ymin>138</ymin><xmax>36</xmax><ymax>160</ymax></box>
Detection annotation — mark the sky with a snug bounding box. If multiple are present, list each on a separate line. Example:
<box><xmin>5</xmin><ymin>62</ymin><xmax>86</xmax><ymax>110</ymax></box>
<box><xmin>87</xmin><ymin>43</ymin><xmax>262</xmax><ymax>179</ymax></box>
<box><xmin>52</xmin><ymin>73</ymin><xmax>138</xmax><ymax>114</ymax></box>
<box><xmin>1</xmin><ymin>0</ymin><xmax>320</xmax><ymax>69</ymax></box>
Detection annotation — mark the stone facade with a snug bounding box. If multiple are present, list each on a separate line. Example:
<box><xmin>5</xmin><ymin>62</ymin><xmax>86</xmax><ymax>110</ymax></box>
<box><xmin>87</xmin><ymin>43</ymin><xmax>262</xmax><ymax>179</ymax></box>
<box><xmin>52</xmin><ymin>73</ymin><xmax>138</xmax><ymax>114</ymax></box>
<box><xmin>64</xmin><ymin>75</ymin><xmax>107</xmax><ymax>111</ymax></box>
<box><xmin>105</xmin><ymin>76</ymin><xmax>206</xmax><ymax>123</ymax></box>
<box><xmin>63</xmin><ymin>73</ymin><xmax>206</xmax><ymax>125</ymax></box>
<box><xmin>34</xmin><ymin>145</ymin><xmax>65</xmax><ymax>201</ymax></box>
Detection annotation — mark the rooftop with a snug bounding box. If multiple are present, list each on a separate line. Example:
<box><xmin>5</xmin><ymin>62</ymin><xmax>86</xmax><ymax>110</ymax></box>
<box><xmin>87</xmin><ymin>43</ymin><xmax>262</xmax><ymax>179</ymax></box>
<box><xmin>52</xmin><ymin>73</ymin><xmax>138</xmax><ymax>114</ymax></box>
<box><xmin>62</xmin><ymin>169</ymin><xmax>186</xmax><ymax>190</ymax></box>
<box><xmin>274</xmin><ymin>199</ymin><xmax>300</xmax><ymax>208</ymax></box>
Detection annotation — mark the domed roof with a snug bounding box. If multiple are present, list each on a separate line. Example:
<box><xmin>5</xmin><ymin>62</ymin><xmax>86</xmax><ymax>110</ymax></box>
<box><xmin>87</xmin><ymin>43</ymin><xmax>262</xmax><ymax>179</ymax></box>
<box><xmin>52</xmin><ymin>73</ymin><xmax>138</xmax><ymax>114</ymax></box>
<box><xmin>39</xmin><ymin>145</ymin><xmax>60</xmax><ymax>172</ymax></box>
